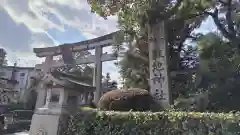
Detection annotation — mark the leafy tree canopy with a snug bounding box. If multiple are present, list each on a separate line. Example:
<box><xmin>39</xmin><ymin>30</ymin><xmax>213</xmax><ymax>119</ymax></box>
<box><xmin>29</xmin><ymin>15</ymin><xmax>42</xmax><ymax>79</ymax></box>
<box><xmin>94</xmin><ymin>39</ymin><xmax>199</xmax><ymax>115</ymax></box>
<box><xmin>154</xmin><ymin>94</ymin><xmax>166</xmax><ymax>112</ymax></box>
<box><xmin>195</xmin><ymin>32</ymin><xmax>240</xmax><ymax>111</ymax></box>
<box><xmin>88</xmin><ymin>0</ymin><xmax>214</xmax><ymax>36</ymax></box>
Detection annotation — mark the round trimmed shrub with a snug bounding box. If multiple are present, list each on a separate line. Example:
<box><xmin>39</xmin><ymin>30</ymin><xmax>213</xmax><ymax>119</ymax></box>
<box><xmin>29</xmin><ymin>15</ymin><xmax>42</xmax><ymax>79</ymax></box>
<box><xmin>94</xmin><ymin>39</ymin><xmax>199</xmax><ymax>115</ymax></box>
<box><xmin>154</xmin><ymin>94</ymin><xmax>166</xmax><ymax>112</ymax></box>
<box><xmin>97</xmin><ymin>88</ymin><xmax>156</xmax><ymax>111</ymax></box>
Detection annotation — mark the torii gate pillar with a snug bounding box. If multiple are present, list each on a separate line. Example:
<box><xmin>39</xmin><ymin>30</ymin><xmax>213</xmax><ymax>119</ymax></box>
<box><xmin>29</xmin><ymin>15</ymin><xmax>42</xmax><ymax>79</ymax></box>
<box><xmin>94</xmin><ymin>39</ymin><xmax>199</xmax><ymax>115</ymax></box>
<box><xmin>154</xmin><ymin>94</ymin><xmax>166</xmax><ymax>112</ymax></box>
<box><xmin>93</xmin><ymin>46</ymin><xmax>102</xmax><ymax>104</ymax></box>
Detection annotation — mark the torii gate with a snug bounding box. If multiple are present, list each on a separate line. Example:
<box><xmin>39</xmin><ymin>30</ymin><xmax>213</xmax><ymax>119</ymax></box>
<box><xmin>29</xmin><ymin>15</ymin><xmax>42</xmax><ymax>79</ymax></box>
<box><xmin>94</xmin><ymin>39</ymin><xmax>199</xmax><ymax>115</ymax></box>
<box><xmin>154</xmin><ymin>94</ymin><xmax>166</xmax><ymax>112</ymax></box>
<box><xmin>33</xmin><ymin>32</ymin><xmax>118</xmax><ymax>109</ymax></box>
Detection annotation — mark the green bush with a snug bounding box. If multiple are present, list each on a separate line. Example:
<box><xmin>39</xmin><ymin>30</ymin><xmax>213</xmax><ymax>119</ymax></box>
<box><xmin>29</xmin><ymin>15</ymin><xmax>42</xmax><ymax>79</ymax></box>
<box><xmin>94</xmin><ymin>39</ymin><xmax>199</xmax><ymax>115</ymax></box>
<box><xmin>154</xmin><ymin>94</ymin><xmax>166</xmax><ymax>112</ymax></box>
<box><xmin>98</xmin><ymin>88</ymin><xmax>156</xmax><ymax>111</ymax></box>
<box><xmin>66</xmin><ymin>108</ymin><xmax>240</xmax><ymax>135</ymax></box>
<box><xmin>174</xmin><ymin>91</ymin><xmax>209</xmax><ymax>112</ymax></box>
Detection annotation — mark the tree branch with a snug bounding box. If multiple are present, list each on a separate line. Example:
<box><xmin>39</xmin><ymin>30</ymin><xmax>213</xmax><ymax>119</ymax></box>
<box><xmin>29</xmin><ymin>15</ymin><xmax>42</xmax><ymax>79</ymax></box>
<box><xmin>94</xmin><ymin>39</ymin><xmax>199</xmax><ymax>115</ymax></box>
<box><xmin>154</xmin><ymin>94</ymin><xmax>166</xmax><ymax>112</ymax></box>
<box><xmin>163</xmin><ymin>0</ymin><xmax>184</xmax><ymax>19</ymax></box>
<box><xmin>196</xmin><ymin>3</ymin><xmax>240</xmax><ymax>50</ymax></box>
<box><xmin>176</xmin><ymin>25</ymin><xmax>191</xmax><ymax>52</ymax></box>
<box><xmin>175</xmin><ymin>12</ymin><xmax>205</xmax><ymax>21</ymax></box>
<box><xmin>187</xmin><ymin>35</ymin><xmax>198</xmax><ymax>40</ymax></box>
<box><xmin>218</xmin><ymin>0</ymin><xmax>228</xmax><ymax>5</ymax></box>
<box><xmin>148</xmin><ymin>0</ymin><xmax>184</xmax><ymax>24</ymax></box>
<box><xmin>206</xmin><ymin>8</ymin><xmax>232</xmax><ymax>40</ymax></box>
<box><xmin>226</xmin><ymin>0</ymin><xmax>236</xmax><ymax>37</ymax></box>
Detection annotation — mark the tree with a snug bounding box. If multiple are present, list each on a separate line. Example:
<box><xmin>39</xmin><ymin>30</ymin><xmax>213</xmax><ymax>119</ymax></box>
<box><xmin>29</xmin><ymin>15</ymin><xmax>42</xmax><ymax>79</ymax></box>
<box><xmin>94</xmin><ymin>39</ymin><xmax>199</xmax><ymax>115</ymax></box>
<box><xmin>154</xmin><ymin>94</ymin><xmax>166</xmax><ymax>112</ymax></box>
<box><xmin>113</xmin><ymin>1</ymin><xmax>205</xmax><ymax>99</ymax></box>
<box><xmin>0</xmin><ymin>48</ymin><xmax>7</xmax><ymax>66</ymax></box>
<box><xmin>196</xmin><ymin>0</ymin><xmax>240</xmax><ymax>50</ymax></box>
<box><xmin>102</xmin><ymin>72</ymin><xmax>118</xmax><ymax>89</ymax></box>
<box><xmin>118</xmin><ymin>50</ymin><xmax>149</xmax><ymax>89</ymax></box>
<box><xmin>0</xmin><ymin>48</ymin><xmax>7</xmax><ymax>76</ymax></box>
<box><xmin>102</xmin><ymin>72</ymin><xmax>110</xmax><ymax>87</ymax></box>
<box><xmin>196</xmin><ymin>32</ymin><xmax>240</xmax><ymax>112</ymax></box>
<box><xmin>88</xmin><ymin>0</ymin><xmax>213</xmax><ymax>107</ymax></box>
<box><xmin>118</xmin><ymin>42</ymin><xmax>199</xmax><ymax>99</ymax></box>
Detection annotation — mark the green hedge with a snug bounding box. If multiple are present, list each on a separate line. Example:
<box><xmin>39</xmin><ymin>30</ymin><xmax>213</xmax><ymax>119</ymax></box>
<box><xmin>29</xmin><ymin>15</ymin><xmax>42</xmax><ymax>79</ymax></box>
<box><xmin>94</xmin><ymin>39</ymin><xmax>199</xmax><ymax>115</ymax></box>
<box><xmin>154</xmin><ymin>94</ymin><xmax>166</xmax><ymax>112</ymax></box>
<box><xmin>65</xmin><ymin>108</ymin><xmax>240</xmax><ymax>135</ymax></box>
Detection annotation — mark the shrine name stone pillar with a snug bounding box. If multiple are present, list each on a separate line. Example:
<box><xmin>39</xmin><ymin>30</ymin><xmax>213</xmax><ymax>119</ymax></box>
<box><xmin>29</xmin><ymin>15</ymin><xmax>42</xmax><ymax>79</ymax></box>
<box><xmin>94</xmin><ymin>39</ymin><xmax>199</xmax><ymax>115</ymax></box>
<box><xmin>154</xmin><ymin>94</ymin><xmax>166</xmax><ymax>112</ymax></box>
<box><xmin>148</xmin><ymin>21</ymin><xmax>171</xmax><ymax>108</ymax></box>
<box><xmin>93</xmin><ymin>46</ymin><xmax>102</xmax><ymax>104</ymax></box>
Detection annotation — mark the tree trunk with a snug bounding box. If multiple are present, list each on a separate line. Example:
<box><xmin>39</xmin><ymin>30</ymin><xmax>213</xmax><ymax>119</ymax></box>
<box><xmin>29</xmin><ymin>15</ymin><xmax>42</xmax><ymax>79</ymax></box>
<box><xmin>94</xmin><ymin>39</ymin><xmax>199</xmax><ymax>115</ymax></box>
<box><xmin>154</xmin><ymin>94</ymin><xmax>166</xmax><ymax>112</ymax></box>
<box><xmin>148</xmin><ymin>21</ymin><xmax>171</xmax><ymax>108</ymax></box>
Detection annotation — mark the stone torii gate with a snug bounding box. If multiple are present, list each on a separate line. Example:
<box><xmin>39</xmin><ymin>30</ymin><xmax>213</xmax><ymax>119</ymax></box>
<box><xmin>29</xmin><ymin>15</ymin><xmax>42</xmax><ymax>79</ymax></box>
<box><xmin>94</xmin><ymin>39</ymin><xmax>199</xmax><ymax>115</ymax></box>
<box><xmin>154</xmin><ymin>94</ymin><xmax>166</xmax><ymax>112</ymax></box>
<box><xmin>33</xmin><ymin>32</ymin><xmax>118</xmax><ymax>109</ymax></box>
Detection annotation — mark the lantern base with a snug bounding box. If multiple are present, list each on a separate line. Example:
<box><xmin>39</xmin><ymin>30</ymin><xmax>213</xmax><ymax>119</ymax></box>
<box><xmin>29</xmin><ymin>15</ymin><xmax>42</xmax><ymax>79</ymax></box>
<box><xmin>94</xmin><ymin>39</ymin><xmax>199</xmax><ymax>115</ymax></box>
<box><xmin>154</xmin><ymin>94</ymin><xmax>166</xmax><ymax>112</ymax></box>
<box><xmin>29</xmin><ymin>106</ymin><xmax>69</xmax><ymax>135</ymax></box>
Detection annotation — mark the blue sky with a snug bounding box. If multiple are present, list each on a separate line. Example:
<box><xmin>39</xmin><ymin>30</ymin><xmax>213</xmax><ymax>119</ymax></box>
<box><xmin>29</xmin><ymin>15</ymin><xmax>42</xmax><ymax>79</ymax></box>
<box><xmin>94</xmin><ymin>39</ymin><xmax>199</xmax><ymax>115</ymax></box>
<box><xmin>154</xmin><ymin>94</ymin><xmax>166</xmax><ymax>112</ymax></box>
<box><xmin>0</xmin><ymin>0</ymin><xmax>119</xmax><ymax>82</ymax></box>
<box><xmin>0</xmin><ymin>0</ymin><xmax>216</xmax><ymax>83</ymax></box>
<box><xmin>48</xmin><ymin>25</ymin><xmax>86</xmax><ymax>43</ymax></box>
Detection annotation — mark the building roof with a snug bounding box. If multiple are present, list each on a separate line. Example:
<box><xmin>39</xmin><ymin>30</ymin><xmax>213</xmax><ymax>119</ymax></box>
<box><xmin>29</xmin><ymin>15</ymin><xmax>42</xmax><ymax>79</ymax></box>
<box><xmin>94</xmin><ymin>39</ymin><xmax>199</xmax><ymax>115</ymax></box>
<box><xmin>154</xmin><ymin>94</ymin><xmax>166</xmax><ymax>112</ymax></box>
<box><xmin>43</xmin><ymin>69</ymin><xmax>95</xmax><ymax>92</ymax></box>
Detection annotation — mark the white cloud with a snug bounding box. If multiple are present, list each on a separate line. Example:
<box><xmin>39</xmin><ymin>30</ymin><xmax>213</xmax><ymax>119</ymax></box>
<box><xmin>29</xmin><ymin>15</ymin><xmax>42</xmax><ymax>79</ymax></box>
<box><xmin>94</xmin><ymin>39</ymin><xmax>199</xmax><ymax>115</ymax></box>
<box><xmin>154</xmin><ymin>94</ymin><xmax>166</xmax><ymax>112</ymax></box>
<box><xmin>43</xmin><ymin>0</ymin><xmax>118</xmax><ymax>38</ymax></box>
<box><xmin>2</xmin><ymin>0</ymin><xmax>63</xmax><ymax>33</ymax></box>
<box><xmin>0</xmin><ymin>0</ymin><xmax>120</xmax><ymax>84</ymax></box>
<box><xmin>2</xmin><ymin>0</ymin><xmax>118</xmax><ymax>38</ymax></box>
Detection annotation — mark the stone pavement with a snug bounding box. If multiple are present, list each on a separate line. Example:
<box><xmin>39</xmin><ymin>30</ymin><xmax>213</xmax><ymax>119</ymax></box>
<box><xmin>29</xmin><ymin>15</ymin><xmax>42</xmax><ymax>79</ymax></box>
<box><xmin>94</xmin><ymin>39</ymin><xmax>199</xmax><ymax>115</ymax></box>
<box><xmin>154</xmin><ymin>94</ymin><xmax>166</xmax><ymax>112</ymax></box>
<box><xmin>5</xmin><ymin>132</ymin><xmax>28</xmax><ymax>135</ymax></box>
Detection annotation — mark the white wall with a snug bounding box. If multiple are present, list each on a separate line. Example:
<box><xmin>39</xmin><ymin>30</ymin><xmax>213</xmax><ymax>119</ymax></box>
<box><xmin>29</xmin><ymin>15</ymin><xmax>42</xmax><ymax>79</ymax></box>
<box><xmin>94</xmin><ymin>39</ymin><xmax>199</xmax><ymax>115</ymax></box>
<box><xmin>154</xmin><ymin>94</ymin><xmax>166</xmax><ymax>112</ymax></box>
<box><xmin>0</xmin><ymin>66</ymin><xmax>34</xmax><ymax>95</ymax></box>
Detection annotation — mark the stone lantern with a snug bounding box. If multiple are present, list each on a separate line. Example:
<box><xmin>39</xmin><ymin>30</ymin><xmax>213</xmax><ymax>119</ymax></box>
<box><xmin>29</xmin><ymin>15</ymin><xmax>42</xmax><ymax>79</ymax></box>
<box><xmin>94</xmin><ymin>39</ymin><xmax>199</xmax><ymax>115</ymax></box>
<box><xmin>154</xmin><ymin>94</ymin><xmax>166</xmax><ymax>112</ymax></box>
<box><xmin>29</xmin><ymin>73</ymin><xmax>95</xmax><ymax>135</ymax></box>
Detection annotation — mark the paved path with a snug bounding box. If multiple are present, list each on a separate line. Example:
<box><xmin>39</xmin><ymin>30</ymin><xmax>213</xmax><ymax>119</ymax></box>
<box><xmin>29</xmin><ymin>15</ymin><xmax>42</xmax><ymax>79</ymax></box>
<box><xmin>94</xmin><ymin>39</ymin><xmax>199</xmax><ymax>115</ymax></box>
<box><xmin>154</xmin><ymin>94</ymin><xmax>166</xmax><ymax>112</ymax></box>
<box><xmin>5</xmin><ymin>132</ymin><xmax>28</xmax><ymax>135</ymax></box>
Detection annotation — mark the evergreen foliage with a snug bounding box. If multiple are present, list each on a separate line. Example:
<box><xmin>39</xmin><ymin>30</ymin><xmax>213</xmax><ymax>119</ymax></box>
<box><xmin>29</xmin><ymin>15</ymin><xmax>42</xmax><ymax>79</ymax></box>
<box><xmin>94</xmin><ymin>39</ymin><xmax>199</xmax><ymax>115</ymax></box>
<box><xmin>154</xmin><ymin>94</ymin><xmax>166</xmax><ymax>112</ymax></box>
<box><xmin>66</xmin><ymin>108</ymin><xmax>240</xmax><ymax>135</ymax></box>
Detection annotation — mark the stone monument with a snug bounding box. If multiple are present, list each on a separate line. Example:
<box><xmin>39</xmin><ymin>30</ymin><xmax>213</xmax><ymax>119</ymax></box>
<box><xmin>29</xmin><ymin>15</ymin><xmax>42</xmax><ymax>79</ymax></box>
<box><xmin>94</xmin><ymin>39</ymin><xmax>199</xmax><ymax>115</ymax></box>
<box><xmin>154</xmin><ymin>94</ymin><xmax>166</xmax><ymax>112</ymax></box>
<box><xmin>148</xmin><ymin>21</ymin><xmax>171</xmax><ymax>108</ymax></box>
